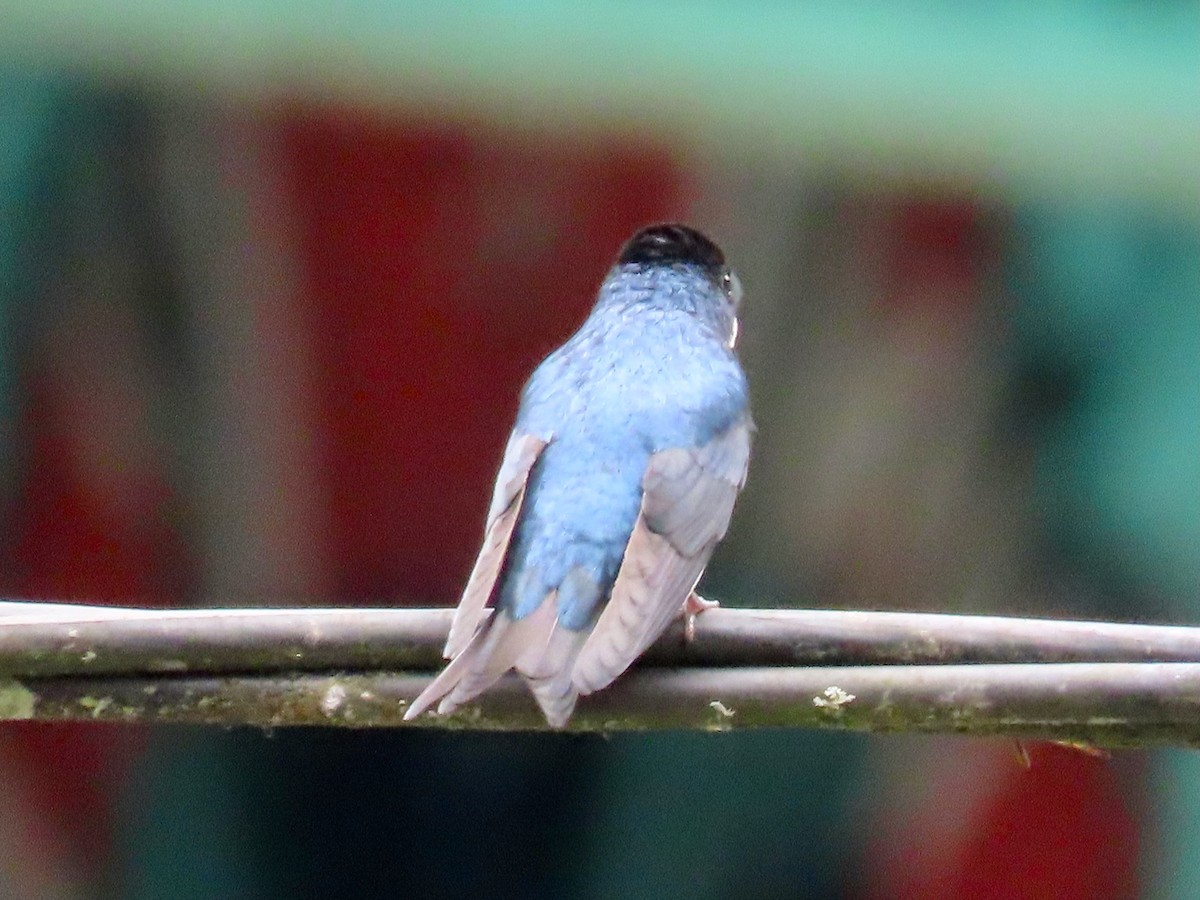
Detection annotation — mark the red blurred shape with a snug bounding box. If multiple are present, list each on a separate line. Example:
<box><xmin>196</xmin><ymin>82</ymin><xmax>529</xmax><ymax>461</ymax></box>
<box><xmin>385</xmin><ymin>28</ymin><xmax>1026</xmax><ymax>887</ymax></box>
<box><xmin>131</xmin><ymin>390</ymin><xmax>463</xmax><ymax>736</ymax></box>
<box><xmin>279</xmin><ymin>108</ymin><xmax>686</xmax><ymax>603</ymax></box>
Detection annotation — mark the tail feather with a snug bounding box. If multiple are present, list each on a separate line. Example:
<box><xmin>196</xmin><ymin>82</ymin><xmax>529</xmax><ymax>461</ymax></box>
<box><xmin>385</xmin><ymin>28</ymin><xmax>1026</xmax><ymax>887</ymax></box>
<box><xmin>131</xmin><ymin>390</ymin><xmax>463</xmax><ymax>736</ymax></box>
<box><xmin>438</xmin><ymin>594</ymin><xmax>558</xmax><ymax>714</ymax></box>
<box><xmin>402</xmin><ymin>642</ymin><xmax>483</xmax><ymax>721</ymax></box>
<box><xmin>526</xmin><ymin>626</ymin><xmax>590</xmax><ymax>728</ymax></box>
<box><xmin>404</xmin><ymin>592</ymin><xmax>561</xmax><ymax>722</ymax></box>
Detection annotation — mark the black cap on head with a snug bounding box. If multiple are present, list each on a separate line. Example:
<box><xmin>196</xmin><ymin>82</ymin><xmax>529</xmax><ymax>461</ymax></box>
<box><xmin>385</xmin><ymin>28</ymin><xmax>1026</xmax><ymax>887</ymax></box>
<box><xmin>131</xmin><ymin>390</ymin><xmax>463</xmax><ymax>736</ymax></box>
<box><xmin>617</xmin><ymin>223</ymin><xmax>726</xmax><ymax>273</ymax></box>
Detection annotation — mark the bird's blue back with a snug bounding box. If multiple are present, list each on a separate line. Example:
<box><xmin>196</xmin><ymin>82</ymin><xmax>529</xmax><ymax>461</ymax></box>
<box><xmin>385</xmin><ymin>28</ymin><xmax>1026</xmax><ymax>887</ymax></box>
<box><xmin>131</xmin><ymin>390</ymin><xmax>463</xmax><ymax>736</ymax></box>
<box><xmin>497</xmin><ymin>263</ymin><xmax>749</xmax><ymax>631</ymax></box>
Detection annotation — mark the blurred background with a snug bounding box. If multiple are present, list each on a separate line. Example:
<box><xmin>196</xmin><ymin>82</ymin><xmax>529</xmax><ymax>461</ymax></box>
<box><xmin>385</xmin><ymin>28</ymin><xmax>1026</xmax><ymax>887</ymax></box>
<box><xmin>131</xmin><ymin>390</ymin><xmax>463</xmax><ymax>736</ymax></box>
<box><xmin>0</xmin><ymin>2</ymin><xmax>1198</xmax><ymax>897</ymax></box>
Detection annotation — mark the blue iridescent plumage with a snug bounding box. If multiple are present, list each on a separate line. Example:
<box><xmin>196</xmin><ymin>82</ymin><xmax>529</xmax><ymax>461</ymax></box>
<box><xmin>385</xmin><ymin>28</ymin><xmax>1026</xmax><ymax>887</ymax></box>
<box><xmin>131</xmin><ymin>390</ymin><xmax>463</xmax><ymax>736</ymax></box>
<box><xmin>405</xmin><ymin>224</ymin><xmax>752</xmax><ymax>727</ymax></box>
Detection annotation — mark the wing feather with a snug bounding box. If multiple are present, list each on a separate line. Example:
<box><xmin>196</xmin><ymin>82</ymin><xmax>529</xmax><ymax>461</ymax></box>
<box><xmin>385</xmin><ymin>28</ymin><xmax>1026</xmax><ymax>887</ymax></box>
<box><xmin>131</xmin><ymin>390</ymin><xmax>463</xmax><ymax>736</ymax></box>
<box><xmin>572</xmin><ymin>417</ymin><xmax>751</xmax><ymax>694</ymax></box>
<box><xmin>443</xmin><ymin>432</ymin><xmax>548</xmax><ymax>658</ymax></box>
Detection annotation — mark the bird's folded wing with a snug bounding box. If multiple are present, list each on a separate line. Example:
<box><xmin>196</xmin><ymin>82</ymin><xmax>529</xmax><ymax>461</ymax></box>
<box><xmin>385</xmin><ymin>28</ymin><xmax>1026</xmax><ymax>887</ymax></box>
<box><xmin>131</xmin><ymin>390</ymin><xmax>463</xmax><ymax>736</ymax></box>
<box><xmin>572</xmin><ymin>416</ymin><xmax>751</xmax><ymax>694</ymax></box>
<box><xmin>443</xmin><ymin>431</ymin><xmax>548</xmax><ymax>658</ymax></box>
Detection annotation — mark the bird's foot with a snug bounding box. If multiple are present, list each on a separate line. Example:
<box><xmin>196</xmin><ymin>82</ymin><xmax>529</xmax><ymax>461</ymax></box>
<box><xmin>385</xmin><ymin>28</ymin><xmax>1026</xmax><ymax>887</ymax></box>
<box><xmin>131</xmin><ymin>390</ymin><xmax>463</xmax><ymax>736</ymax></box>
<box><xmin>683</xmin><ymin>592</ymin><xmax>719</xmax><ymax>643</ymax></box>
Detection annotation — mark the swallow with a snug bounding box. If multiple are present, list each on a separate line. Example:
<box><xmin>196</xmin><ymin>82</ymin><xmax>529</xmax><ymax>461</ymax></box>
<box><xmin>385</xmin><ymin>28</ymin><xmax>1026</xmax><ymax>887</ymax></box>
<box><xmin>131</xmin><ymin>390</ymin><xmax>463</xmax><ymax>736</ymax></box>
<box><xmin>405</xmin><ymin>223</ymin><xmax>751</xmax><ymax>727</ymax></box>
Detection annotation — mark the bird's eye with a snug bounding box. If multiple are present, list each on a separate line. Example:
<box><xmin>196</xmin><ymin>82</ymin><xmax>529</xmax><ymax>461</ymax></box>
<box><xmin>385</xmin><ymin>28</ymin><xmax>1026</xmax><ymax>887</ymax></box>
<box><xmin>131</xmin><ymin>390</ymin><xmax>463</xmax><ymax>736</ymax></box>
<box><xmin>721</xmin><ymin>269</ymin><xmax>742</xmax><ymax>308</ymax></box>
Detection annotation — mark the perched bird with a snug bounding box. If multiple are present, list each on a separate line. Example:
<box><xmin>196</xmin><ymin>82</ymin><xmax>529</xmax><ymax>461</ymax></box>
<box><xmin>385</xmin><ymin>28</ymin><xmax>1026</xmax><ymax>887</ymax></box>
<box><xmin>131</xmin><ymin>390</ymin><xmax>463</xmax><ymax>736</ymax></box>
<box><xmin>404</xmin><ymin>223</ymin><xmax>752</xmax><ymax>727</ymax></box>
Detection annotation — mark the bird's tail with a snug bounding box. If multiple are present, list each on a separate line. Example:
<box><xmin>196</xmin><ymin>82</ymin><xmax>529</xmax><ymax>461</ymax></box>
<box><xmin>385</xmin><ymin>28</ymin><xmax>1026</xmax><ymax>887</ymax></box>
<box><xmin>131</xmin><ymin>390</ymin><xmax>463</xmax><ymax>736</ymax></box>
<box><xmin>404</xmin><ymin>592</ymin><xmax>586</xmax><ymax>727</ymax></box>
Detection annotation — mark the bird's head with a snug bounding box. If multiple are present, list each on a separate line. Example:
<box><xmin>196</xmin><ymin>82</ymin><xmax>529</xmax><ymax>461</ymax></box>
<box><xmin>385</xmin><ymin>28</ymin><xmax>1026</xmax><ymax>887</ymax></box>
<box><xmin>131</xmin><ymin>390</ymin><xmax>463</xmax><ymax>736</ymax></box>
<box><xmin>616</xmin><ymin>224</ymin><xmax>742</xmax><ymax>348</ymax></box>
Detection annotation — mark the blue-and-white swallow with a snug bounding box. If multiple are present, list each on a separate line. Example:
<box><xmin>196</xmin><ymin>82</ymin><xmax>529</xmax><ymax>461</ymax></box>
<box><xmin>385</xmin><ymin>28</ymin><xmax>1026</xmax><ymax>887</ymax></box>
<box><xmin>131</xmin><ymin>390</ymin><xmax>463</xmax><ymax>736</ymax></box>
<box><xmin>405</xmin><ymin>223</ymin><xmax>752</xmax><ymax>727</ymax></box>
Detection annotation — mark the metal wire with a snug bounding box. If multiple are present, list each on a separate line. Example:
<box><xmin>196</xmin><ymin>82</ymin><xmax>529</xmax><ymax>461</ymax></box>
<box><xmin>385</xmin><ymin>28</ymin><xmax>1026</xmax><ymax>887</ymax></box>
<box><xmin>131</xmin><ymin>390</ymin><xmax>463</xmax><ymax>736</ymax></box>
<box><xmin>2</xmin><ymin>601</ymin><xmax>1198</xmax><ymax>744</ymax></box>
